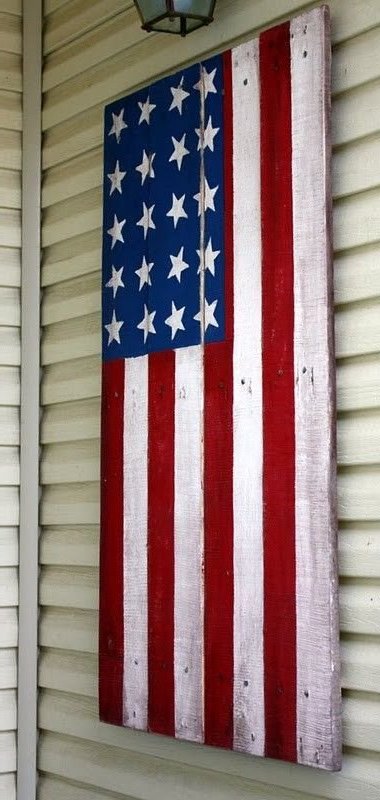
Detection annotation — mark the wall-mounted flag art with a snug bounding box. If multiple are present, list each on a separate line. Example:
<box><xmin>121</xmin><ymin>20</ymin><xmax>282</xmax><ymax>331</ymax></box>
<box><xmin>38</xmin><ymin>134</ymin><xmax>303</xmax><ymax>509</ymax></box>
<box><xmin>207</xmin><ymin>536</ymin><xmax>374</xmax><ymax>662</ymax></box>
<box><xmin>99</xmin><ymin>5</ymin><xmax>341</xmax><ymax>770</ymax></box>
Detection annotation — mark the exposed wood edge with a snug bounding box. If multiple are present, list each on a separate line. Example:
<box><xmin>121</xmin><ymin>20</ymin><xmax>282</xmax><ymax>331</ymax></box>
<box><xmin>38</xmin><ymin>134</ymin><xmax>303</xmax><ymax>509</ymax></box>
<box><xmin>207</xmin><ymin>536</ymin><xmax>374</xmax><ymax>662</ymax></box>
<box><xmin>17</xmin><ymin>0</ymin><xmax>42</xmax><ymax>798</ymax></box>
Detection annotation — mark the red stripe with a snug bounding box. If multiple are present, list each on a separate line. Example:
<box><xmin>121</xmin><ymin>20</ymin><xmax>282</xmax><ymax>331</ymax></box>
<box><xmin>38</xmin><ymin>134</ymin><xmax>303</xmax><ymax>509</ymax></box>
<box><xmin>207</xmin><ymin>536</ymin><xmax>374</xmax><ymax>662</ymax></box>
<box><xmin>147</xmin><ymin>350</ymin><xmax>175</xmax><ymax>735</ymax></box>
<box><xmin>203</xmin><ymin>50</ymin><xmax>234</xmax><ymax>749</ymax></box>
<box><xmin>99</xmin><ymin>359</ymin><xmax>125</xmax><ymax>725</ymax></box>
<box><xmin>260</xmin><ymin>22</ymin><xmax>297</xmax><ymax>762</ymax></box>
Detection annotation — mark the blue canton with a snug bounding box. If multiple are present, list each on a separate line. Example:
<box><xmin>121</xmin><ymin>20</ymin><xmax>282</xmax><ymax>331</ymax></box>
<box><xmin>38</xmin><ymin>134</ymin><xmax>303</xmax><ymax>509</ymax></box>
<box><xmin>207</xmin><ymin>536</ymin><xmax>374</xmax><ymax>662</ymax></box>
<box><xmin>102</xmin><ymin>55</ymin><xmax>225</xmax><ymax>360</ymax></box>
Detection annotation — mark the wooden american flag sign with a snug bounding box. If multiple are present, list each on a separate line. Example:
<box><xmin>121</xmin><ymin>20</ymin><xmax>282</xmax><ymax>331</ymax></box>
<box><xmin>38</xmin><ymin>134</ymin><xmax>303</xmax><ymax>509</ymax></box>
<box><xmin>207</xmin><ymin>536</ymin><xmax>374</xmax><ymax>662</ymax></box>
<box><xmin>99</xmin><ymin>5</ymin><xmax>341</xmax><ymax>770</ymax></box>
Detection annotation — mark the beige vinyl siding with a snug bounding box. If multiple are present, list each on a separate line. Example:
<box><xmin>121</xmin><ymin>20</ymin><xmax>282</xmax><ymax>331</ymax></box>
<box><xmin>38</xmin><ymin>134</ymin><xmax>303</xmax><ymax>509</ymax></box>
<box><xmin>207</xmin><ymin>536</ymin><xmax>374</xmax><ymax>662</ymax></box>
<box><xmin>39</xmin><ymin>1</ymin><xmax>380</xmax><ymax>798</ymax></box>
<box><xmin>0</xmin><ymin>1</ymin><xmax>21</xmax><ymax>798</ymax></box>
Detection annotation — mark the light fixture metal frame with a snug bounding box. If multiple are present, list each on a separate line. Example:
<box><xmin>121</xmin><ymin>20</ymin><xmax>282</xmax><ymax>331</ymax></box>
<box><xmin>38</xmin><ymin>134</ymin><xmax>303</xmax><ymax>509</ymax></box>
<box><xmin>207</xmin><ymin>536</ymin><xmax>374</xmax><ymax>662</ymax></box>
<box><xmin>135</xmin><ymin>0</ymin><xmax>217</xmax><ymax>37</ymax></box>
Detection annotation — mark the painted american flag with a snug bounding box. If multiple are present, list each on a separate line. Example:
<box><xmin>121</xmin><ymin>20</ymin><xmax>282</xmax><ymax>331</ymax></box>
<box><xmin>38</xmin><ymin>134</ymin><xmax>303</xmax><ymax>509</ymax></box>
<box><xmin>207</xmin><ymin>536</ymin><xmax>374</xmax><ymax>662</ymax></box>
<box><xmin>100</xmin><ymin>6</ymin><xmax>341</xmax><ymax>770</ymax></box>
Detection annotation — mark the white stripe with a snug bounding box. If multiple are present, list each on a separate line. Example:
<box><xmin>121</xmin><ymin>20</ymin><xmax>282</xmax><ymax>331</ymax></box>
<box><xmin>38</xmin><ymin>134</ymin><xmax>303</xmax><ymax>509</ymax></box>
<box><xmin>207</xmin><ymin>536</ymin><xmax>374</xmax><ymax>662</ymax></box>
<box><xmin>291</xmin><ymin>9</ymin><xmax>341</xmax><ymax>769</ymax></box>
<box><xmin>231</xmin><ymin>40</ymin><xmax>264</xmax><ymax>756</ymax></box>
<box><xmin>123</xmin><ymin>355</ymin><xmax>148</xmax><ymax>730</ymax></box>
<box><xmin>174</xmin><ymin>345</ymin><xmax>204</xmax><ymax>742</ymax></box>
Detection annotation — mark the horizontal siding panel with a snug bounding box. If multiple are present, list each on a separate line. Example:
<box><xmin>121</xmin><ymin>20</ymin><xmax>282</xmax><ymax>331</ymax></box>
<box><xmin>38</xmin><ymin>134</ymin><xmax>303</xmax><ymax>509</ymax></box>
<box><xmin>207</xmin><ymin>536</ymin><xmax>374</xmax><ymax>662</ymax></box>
<box><xmin>44</xmin><ymin>0</ymin><xmax>128</xmax><ymax>55</ymax></box>
<box><xmin>44</xmin><ymin>6</ymin><xmax>144</xmax><ymax>92</ymax></box>
<box><xmin>339</xmin><ymin>467</ymin><xmax>380</xmax><ymax>520</ymax></box>
<box><xmin>0</xmin><ymin>446</ymin><xmax>19</xmax><ymax>485</ymax></box>
<box><xmin>334</xmin><ymin>189</ymin><xmax>380</xmax><ymax>252</ymax></box>
<box><xmin>42</xmin><ymin>231</ymin><xmax>100</xmax><ymax>286</ymax></box>
<box><xmin>335</xmin><ymin>301</ymin><xmax>380</xmax><ymax>358</ymax></box>
<box><xmin>337</xmin><ymin>356</ymin><xmax>380</xmax><ymax>411</ymax></box>
<box><xmin>0</xmin><ymin>247</ymin><xmax>21</xmax><ymax>288</ymax></box>
<box><xmin>0</xmin><ymin>732</ymin><xmax>16</xmax><ymax>770</ymax></box>
<box><xmin>40</xmin><ymin>566</ymin><xmax>98</xmax><ymax>610</ymax></box>
<box><xmin>0</xmin><ymin>406</ymin><xmax>18</xmax><ymax>445</ymax></box>
<box><xmin>39</xmin><ymin>731</ymin><xmax>380</xmax><ymax>800</ymax></box>
<box><xmin>42</xmin><ymin>273</ymin><xmax>99</xmax><ymax>326</ymax></box>
<box><xmin>0</xmin><ymin>131</ymin><xmax>21</xmax><ymax>172</ymax></box>
<box><xmin>0</xmin><ymin>287</ymin><xmax>20</xmax><ymax>326</ymax></box>
<box><xmin>340</xmin><ymin>583</ymin><xmax>380</xmax><ymax>635</ymax></box>
<box><xmin>0</xmin><ymin>608</ymin><xmax>17</xmax><ymax>648</ymax></box>
<box><xmin>41</xmin><ymin>439</ymin><xmax>99</xmax><ymax>484</ymax></box>
<box><xmin>39</xmin><ymin>774</ymin><xmax>135</xmax><ymax>800</ymax></box>
<box><xmin>0</xmin><ymin>528</ymin><xmax>17</xmax><ymax>566</ymax></box>
<box><xmin>42</xmin><ymin>313</ymin><xmax>99</xmax><ymax>365</ymax></box>
<box><xmin>42</xmin><ymin>189</ymin><xmax>102</xmax><ymax>247</ymax></box>
<box><xmin>42</xmin><ymin>357</ymin><xmax>100</xmax><ymax>405</ymax></box>
<box><xmin>39</xmin><ymin>649</ymin><xmax>97</xmax><ymax>698</ymax></box>
<box><xmin>42</xmin><ymin>149</ymin><xmax>102</xmax><ymax>208</ymax></box>
<box><xmin>0</xmin><ymin>209</ymin><xmax>20</xmax><ymax>248</ymax></box>
<box><xmin>0</xmin><ymin>0</ymin><xmax>20</xmax><ymax>13</ymax></box>
<box><xmin>343</xmin><ymin>693</ymin><xmax>380</xmax><ymax>752</ymax></box>
<box><xmin>41</xmin><ymin>483</ymin><xmax>98</xmax><ymax>526</ymax></box>
<box><xmin>0</xmin><ymin>773</ymin><xmax>15</xmax><ymax>798</ymax></box>
<box><xmin>339</xmin><ymin>527</ymin><xmax>380</xmax><ymax>577</ymax></box>
<box><xmin>0</xmin><ymin>366</ymin><xmax>20</xmax><ymax>406</ymax></box>
<box><xmin>0</xmin><ymin>168</ymin><xmax>20</xmax><ymax>209</ymax></box>
<box><xmin>0</xmin><ymin>486</ymin><xmax>19</xmax><ymax>526</ymax></box>
<box><xmin>0</xmin><ymin>649</ymin><xmax>16</xmax><ymax>689</ymax></box>
<box><xmin>338</xmin><ymin>411</ymin><xmax>380</xmax><ymax>465</ymax></box>
<box><xmin>0</xmin><ymin>688</ymin><xmax>16</xmax><ymax>730</ymax></box>
<box><xmin>341</xmin><ymin>637</ymin><xmax>380</xmax><ymax>694</ymax></box>
<box><xmin>40</xmin><ymin>526</ymin><xmax>98</xmax><ymax>566</ymax></box>
<box><xmin>333</xmin><ymin>137</ymin><xmax>380</xmax><ymax>202</ymax></box>
<box><xmin>0</xmin><ymin>89</ymin><xmax>21</xmax><ymax>130</ymax></box>
<box><xmin>334</xmin><ymin>243</ymin><xmax>380</xmax><ymax>304</ymax></box>
<box><xmin>332</xmin><ymin>27</ymin><xmax>380</xmax><ymax>95</ymax></box>
<box><xmin>42</xmin><ymin>399</ymin><xmax>99</xmax><ymax>443</ymax></box>
<box><xmin>0</xmin><ymin>51</ymin><xmax>20</xmax><ymax>92</ymax></box>
<box><xmin>41</xmin><ymin>363</ymin><xmax>99</xmax><ymax>410</ymax></box>
<box><xmin>39</xmin><ymin>608</ymin><xmax>98</xmax><ymax>654</ymax></box>
<box><xmin>0</xmin><ymin>13</ymin><xmax>20</xmax><ymax>54</ymax></box>
<box><xmin>0</xmin><ymin>568</ymin><xmax>17</xmax><ymax>606</ymax></box>
<box><xmin>333</xmin><ymin>79</ymin><xmax>380</xmax><ymax>147</ymax></box>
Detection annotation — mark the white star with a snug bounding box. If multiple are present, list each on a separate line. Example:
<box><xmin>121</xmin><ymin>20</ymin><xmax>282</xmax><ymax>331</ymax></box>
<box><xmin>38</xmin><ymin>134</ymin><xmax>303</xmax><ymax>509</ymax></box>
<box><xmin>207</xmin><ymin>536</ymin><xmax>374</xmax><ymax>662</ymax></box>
<box><xmin>107</xmin><ymin>160</ymin><xmax>126</xmax><ymax>195</ymax></box>
<box><xmin>169</xmin><ymin>134</ymin><xmax>189</xmax><ymax>171</ymax></box>
<box><xmin>135</xmin><ymin>256</ymin><xmax>153</xmax><ymax>291</ymax></box>
<box><xmin>108</xmin><ymin>109</ymin><xmax>127</xmax><ymax>143</ymax></box>
<box><xmin>105</xmin><ymin>265</ymin><xmax>125</xmax><ymax>298</ymax></box>
<box><xmin>169</xmin><ymin>76</ymin><xmax>190</xmax><ymax>114</ymax></box>
<box><xmin>137</xmin><ymin>304</ymin><xmax>156</xmax><ymax>343</ymax></box>
<box><xmin>137</xmin><ymin>203</ymin><xmax>155</xmax><ymax>239</ymax></box>
<box><xmin>194</xmin><ymin>298</ymin><xmax>219</xmax><ymax>331</ymax></box>
<box><xmin>138</xmin><ymin>96</ymin><xmax>156</xmax><ymax>125</ymax></box>
<box><xmin>197</xmin><ymin>238</ymin><xmax>220</xmax><ymax>276</ymax></box>
<box><xmin>135</xmin><ymin>150</ymin><xmax>155</xmax><ymax>185</ymax></box>
<box><xmin>166</xmin><ymin>193</ymin><xmax>188</xmax><ymax>228</ymax></box>
<box><xmin>196</xmin><ymin>116</ymin><xmax>220</xmax><ymax>152</ymax></box>
<box><xmin>193</xmin><ymin>178</ymin><xmax>219</xmax><ymax>215</ymax></box>
<box><xmin>165</xmin><ymin>302</ymin><xmax>185</xmax><ymax>341</ymax></box>
<box><xmin>168</xmin><ymin>246</ymin><xmax>189</xmax><ymax>283</ymax></box>
<box><xmin>105</xmin><ymin>310</ymin><xmax>124</xmax><ymax>345</ymax></box>
<box><xmin>194</xmin><ymin>66</ymin><xmax>217</xmax><ymax>98</ymax></box>
<box><xmin>107</xmin><ymin>214</ymin><xmax>126</xmax><ymax>249</ymax></box>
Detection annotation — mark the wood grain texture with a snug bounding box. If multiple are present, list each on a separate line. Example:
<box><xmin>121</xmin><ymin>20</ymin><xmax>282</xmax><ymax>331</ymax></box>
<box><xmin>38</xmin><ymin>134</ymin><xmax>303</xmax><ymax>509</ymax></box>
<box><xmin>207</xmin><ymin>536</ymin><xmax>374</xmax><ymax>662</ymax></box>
<box><xmin>231</xmin><ymin>38</ymin><xmax>264</xmax><ymax>758</ymax></box>
<box><xmin>290</xmin><ymin>7</ymin><xmax>341</xmax><ymax>770</ymax></box>
<box><xmin>123</xmin><ymin>355</ymin><xmax>148</xmax><ymax>732</ymax></box>
<box><xmin>174</xmin><ymin>346</ymin><xmax>203</xmax><ymax>743</ymax></box>
<box><xmin>39</xmin><ymin>0</ymin><xmax>380</xmax><ymax>797</ymax></box>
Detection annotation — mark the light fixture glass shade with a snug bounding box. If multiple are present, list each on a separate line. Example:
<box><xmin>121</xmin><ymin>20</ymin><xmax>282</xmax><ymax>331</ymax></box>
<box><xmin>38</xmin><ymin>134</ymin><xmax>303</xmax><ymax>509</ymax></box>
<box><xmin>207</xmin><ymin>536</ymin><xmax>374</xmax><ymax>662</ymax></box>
<box><xmin>134</xmin><ymin>0</ymin><xmax>216</xmax><ymax>36</ymax></box>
